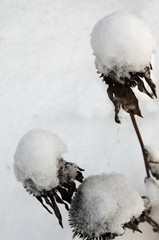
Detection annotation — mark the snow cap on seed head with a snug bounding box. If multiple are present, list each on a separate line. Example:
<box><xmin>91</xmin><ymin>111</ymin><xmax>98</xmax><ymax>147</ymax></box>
<box><xmin>14</xmin><ymin>129</ymin><xmax>84</xmax><ymax>227</ymax></box>
<box><xmin>91</xmin><ymin>12</ymin><xmax>155</xmax><ymax>81</ymax></box>
<box><xmin>91</xmin><ymin>12</ymin><xmax>157</xmax><ymax>123</ymax></box>
<box><xmin>14</xmin><ymin>129</ymin><xmax>67</xmax><ymax>192</ymax></box>
<box><xmin>69</xmin><ymin>173</ymin><xmax>144</xmax><ymax>240</ymax></box>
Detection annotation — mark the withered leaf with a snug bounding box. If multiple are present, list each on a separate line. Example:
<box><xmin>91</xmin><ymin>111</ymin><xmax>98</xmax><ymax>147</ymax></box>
<box><xmin>102</xmin><ymin>64</ymin><xmax>156</xmax><ymax>123</ymax></box>
<box><xmin>124</xmin><ymin>221</ymin><xmax>142</xmax><ymax>233</ymax></box>
<box><xmin>52</xmin><ymin>190</ymin><xmax>69</xmax><ymax>210</ymax></box>
<box><xmin>136</xmin><ymin>77</ymin><xmax>153</xmax><ymax>98</ymax></box>
<box><xmin>122</xmin><ymin>87</ymin><xmax>142</xmax><ymax>117</ymax></box>
<box><xmin>107</xmin><ymin>84</ymin><xmax>142</xmax><ymax>123</ymax></box>
<box><xmin>145</xmin><ymin>76</ymin><xmax>157</xmax><ymax>98</ymax></box>
<box><xmin>36</xmin><ymin>196</ymin><xmax>52</xmax><ymax>214</ymax></box>
<box><xmin>107</xmin><ymin>85</ymin><xmax>121</xmax><ymax>123</ymax></box>
<box><xmin>56</xmin><ymin>186</ymin><xmax>72</xmax><ymax>203</ymax></box>
<box><xmin>149</xmin><ymin>169</ymin><xmax>159</xmax><ymax>180</ymax></box>
<box><xmin>48</xmin><ymin>194</ymin><xmax>63</xmax><ymax>228</ymax></box>
<box><xmin>76</xmin><ymin>171</ymin><xmax>84</xmax><ymax>183</ymax></box>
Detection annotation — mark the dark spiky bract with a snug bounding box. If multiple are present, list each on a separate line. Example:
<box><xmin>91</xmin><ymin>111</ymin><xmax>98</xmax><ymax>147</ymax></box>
<box><xmin>71</xmin><ymin>230</ymin><xmax>117</xmax><ymax>240</ymax></box>
<box><xmin>24</xmin><ymin>158</ymin><xmax>84</xmax><ymax>228</ymax></box>
<box><xmin>101</xmin><ymin>64</ymin><xmax>157</xmax><ymax>123</ymax></box>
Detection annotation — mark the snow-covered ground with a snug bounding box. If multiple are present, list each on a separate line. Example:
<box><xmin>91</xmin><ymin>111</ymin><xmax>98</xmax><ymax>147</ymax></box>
<box><xmin>1</xmin><ymin>0</ymin><xmax>159</xmax><ymax>239</ymax></box>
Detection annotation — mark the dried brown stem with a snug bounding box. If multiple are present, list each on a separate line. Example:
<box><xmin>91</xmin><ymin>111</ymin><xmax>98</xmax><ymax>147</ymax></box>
<box><xmin>129</xmin><ymin>113</ymin><xmax>150</xmax><ymax>178</ymax></box>
<box><xmin>145</xmin><ymin>215</ymin><xmax>159</xmax><ymax>232</ymax></box>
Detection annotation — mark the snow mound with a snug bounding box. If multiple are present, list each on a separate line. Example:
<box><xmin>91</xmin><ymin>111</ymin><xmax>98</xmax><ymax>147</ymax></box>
<box><xmin>14</xmin><ymin>129</ymin><xmax>67</xmax><ymax>192</ymax></box>
<box><xmin>145</xmin><ymin>145</ymin><xmax>159</xmax><ymax>163</ymax></box>
<box><xmin>145</xmin><ymin>178</ymin><xmax>159</xmax><ymax>224</ymax></box>
<box><xmin>69</xmin><ymin>173</ymin><xmax>144</xmax><ymax>239</ymax></box>
<box><xmin>145</xmin><ymin>145</ymin><xmax>159</xmax><ymax>179</ymax></box>
<box><xmin>91</xmin><ymin>12</ymin><xmax>155</xmax><ymax>81</ymax></box>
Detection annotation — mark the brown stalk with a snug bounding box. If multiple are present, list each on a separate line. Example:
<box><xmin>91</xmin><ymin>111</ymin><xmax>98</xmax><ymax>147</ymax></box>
<box><xmin>145</xmin><ymin>215</ymin><xmax>159</xmax><ymax>232</ymax></box>
<box><xmin>129</xmin><ymin>113</ymin><xmax>150</xmax><ymax>178</ymax></box>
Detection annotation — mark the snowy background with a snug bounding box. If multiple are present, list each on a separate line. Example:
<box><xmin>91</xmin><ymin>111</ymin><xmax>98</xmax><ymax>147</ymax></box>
<box><xmin>1</xmin><ymin>0</ymin><xmax>159</xmax><ymax>239</ymax></box>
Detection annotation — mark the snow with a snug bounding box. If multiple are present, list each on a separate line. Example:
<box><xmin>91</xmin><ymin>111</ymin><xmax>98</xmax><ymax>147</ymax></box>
<box><xmin>1</xmin><ymin>1</ymin><xmax>159</xmax><ymax>240</ymax></box>
<box><xmin>91</xmin><ymin>12</ymin><xmax>155</xmax><ymax>81</ymax></box>
<box><xmin>69</xmin><ymin>173</ymin><xmax>144</xmax><ymax>238</ymax></box>
<box><xmin>145</xmin><ymin>178</ymin><xmax>159</xmax><ymax>224</ymax></box>
<box><xmin>145</xmin><ymin>145</ymin><xmax>159</xmax><ymax>178</ymax></box>
<box><xmin>14</xmin><ymin>129</ymin><xmax>67</xmax><ymax>192</ymax></box>
<box><xmin>145</xmin><ymin>145</ymin><xmax>159</xmax><ymax>163</ymax></box>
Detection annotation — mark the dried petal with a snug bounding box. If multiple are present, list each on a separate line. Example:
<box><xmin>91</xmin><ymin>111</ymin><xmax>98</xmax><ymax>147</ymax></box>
<box><xmin>136</xmin><ymin>77</ymin><xmax>153</xmax><ymax>98</ymax></box>
<box><xmin>107</xmin><ymin>83</ymin><xmax>142</xmax><ymax>123</ymax></box>
<box><xmin>36</xmin><ymin>196</ymin><xmax>52</xmax><ymax>214</ymax></box>
<box><xmin>56</xmin><ymin>186</ymin><xmax>72</xmax><ymax>204</ymax></box>
<box><xmin>145</xmin><ymin>76</ymin><xmax>157</xmax><ymax>98</ymax></box>
<box><xmin>48</xmin><ymin>194</ymin><xmax>63</xmax><ymax>228</ymax></box>
<box><xmin>52</xmin><ymin>190</ymin><xmax>69</xmax><ymax>211</ymax></box>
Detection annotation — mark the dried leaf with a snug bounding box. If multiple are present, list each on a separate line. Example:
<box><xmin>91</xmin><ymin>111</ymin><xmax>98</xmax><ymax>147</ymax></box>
<box><xmin>52</xmin><ymin>190</ymin><xmax>69</xmax><ymax>210</ymax></box>
<box><xmin>136</xmin><ymin>77</ymin><xmax>153</xmax><ymax>98</ymax></box>
<box><xmin>124</xmin><ymin>221</ymin><xmax>142</xmax><ymax>233</ymax></box>
<box><xmin>107</xmin><ymin>84</ymin><xmax>142</xmax><ymax>123</ymax></box>
<box><xmin>56</xmin><ymin>186</ymin><xmax>71</xmax><ymax>203</ymax></box>
<box><xmin>107</xmin><ymin>85</ymin><xmax>121</xmax><ymax>123</ymax></box>
<box><xmin>145</xmin><ymin>76</ymin><xmax>157</xmax><ymax>98</ymax></box>
<box><xmin>102</xmin><ymin>64</ymin><xmax>156</xmax><ymax>123</ymax></box>
<box><xmin>36</xmin><ymin>196</ymin><xmax>52</xmax><ymax>214</ymax></box>
<box><xmin>78</xmin><ymin>167</ymin><xmax>85</xmax><ymax>171</ymax></box>
<box><xmin>76</xmin><ymin>171</ymin><xmax>84</xmax><ymax>183</ymax></box>
<box><xmin>48</xmin><ymin>194</ymin><xmax>63</xmax><ymax>228</ymax></box>
<box><xmin>122</xmin><ymin>87</ymin><xmax>142</xmax><ymax>117</ymax></box>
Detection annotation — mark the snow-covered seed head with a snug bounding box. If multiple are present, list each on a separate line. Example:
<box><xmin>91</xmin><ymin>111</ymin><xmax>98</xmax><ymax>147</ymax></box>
<box><xmin>14</xmin><ymin>129</ymin><xmax>84</xmax><ymax>227</ymax></box>
<box><xmin>69</xmin><ymin>173</ymin><xmax>144</xmax><ymax>240</ymax></box>
<box><xmin>91</xmin><ymin>12</ymin><xmax>157</xmax><ymax>123</ymax></box>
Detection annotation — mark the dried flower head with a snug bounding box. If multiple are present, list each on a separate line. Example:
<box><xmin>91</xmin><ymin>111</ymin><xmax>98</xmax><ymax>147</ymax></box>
<box><xmin>69</xmin><ymin>173</ymin><xmax>144</xmax><ymax>240</ymax></box>
<box><xmin>91</xmin><ymin>12</ymin><xmax>156</xmax><ymax>123</ymax></box>
<box><xmin>14</xmin><ymin>129</ymin><xmax>84</xmax><ymax>227</ymax></box>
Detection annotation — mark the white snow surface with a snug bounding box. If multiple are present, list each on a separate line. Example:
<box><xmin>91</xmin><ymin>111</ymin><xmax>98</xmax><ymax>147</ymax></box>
<box><xmin>14</xmin><ymin>129</ymin><xmax>67</xmax><ymax>192</ymax></box>
<box><xmin>145</xmin><ymin>178</ymin><xmax>159</xmax><ymax>224</ymax></box>
<box><xmin>91</xmin><ymin>12</ymin><xmax>155</xmax><ymax>81</ymax></box>
<box><xmin>69</xmin><ymin>173</ymin><xmax>144</xmax><ymax>237</ymax></box>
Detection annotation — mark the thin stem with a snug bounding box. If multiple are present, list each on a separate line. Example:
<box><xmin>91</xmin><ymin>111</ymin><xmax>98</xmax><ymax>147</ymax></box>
<box><xmin>129</xmin><ymin>113</ymin><xmax>150</xmax><ymax>178</ymax></box>
<box><xmin>146</xmin><ymin>215</ymin><xmax>159</xmax><ymax>232</ymax></box>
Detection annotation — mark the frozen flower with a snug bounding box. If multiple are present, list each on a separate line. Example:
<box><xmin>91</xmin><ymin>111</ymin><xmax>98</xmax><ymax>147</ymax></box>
<box><xmin>14</xmin><ymin>129</ymin><xmax>84</xmax><ymax>227</ymax></box>
<box><xmin>69</xmin><ymin>173</ymin><xmax>144</xmax><ymax>239</ymax></box>
<box><xmin>145</xmin><ymin>145</ymin><xmax>159</xmax><ymax>179</ymax></box>
<box><xmin>91</xmin><ymin>12</ymin><xmax>156</xmax><ymax>123</ymax></box>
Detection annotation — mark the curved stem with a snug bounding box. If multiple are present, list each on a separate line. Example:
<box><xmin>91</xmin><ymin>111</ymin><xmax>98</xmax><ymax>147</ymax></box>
<box><xmin>145</xmin><ymin>215</ymin><xmax>159</xmax><ymax>232</ymax></box>
<box><xmin>129</xmin><ymin>113</ymin><xmax>150</xmax><ymax>178</ymax></box>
